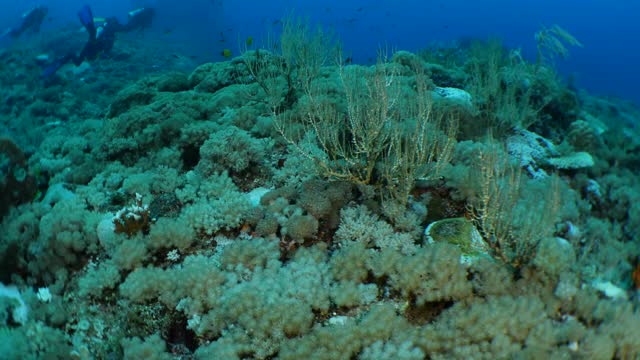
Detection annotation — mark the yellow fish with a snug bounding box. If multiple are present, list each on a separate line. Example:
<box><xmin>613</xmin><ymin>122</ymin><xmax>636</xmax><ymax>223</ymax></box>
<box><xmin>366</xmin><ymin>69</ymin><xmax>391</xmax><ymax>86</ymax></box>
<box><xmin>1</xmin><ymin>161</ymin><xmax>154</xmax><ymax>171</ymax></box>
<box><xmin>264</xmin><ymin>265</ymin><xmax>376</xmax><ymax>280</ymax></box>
<box><xmin>221</xmin><ymin>48</ymin><xmax>232</xmax><ymax>58</ymax></box>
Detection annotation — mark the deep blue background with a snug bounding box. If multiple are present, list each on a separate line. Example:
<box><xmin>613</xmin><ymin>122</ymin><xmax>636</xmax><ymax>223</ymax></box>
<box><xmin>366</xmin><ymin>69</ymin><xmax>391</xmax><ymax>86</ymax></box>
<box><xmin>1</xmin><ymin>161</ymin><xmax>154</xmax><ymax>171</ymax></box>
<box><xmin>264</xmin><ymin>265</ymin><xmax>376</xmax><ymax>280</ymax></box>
<box><xmin>2</xmin><ymin>0</ymin><xmax>638</xmax><ymax>107</ymax></box>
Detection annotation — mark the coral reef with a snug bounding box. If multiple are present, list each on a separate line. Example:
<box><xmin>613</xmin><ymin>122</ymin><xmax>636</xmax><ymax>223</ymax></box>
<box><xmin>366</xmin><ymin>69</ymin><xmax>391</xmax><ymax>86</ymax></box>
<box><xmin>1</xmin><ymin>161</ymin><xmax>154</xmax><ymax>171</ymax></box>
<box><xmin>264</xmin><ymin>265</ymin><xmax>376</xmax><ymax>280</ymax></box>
<box><xmin>1</xmin><ymin>20</ymin><xmax>640</xmax><ymax>360</ymax></box>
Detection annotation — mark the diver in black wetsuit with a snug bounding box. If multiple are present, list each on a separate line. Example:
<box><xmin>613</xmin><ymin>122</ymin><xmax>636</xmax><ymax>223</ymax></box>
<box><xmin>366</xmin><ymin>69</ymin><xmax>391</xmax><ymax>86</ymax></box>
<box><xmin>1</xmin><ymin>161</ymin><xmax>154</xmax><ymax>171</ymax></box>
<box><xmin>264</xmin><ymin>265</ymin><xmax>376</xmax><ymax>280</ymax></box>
<box><xmin>1</xmin><ymin>5</ymin><xmax>48</xmax><ymax>39</ymax></box>
<box><xmin>42</xmin><ymin>5</ymin><xmax>155</xmax><ymax>78</ymax></box>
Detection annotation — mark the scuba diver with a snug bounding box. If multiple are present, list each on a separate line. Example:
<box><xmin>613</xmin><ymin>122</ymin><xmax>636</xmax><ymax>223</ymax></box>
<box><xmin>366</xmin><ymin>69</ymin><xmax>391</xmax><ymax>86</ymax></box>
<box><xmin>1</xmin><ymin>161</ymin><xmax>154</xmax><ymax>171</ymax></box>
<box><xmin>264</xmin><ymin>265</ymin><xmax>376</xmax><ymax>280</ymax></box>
<box><xmin>0</xmin><ymin>5</ymin><xmax>48</xmax><ymax>39</ymax></box>
<box><xmin>42</xmin><ymin>5</ymin><xmax>155</xmax><ymax>78</ymax></box>
<box><xmin>123</xmin><ymin>7</ymin><xmax>155</xmax><ymax>32</ymax></box>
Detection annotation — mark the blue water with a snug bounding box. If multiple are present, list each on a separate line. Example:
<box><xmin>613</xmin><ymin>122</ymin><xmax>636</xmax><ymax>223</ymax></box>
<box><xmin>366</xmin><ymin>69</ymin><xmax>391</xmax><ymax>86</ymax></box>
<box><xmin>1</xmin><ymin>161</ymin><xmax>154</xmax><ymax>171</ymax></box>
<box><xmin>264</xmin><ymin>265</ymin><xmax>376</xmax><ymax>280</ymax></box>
<box><xmin>1</xmin><ymin>0</ymin><xmax>638</xmax><ymax>104</ymax></box>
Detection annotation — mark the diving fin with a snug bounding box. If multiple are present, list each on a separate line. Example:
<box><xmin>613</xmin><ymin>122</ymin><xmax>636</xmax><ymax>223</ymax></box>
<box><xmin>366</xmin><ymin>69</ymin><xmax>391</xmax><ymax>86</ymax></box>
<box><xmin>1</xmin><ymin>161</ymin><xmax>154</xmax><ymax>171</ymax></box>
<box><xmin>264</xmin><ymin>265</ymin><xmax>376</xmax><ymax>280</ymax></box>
<box><xmin>77</xmin><ymin>5</ymin><xmax>96</xmax><ymax>38</ymax></box>
<box><xmin>42</xmin><ymin>53</ymin><xmax>78</xmax><ymax>78</ymax></box>
<box><xmin>128</xmin><ymin>8</ymin><xmax>144</xmax><ymax>17</ymax></box>
<box><xmin>41</xmin><ymin>59</ymin><xmax>63</xmax><ymax>78</ymax></box>
<box><xmin>0</xmin><ymin>28</ymin><xmax>12</xmax><ymax>39</ymax></box>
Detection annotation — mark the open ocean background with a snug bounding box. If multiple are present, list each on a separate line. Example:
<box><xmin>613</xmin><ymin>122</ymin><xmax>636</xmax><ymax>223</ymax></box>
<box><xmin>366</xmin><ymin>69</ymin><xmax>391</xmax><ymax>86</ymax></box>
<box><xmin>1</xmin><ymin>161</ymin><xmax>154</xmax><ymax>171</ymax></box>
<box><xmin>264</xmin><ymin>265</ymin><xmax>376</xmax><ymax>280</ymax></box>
<box><xmin>1</xmin><ymin>0</ymin><xmax>638</xmax><ymax>107</ymax></box>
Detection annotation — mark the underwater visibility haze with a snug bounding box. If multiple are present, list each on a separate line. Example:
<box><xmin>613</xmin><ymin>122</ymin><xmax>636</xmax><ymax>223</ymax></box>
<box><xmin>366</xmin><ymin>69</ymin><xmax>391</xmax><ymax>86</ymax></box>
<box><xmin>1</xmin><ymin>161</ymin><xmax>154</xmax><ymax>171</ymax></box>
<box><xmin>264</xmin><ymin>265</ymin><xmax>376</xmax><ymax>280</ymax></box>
<box><xmin>1</xmin><ymin>0</ymin><xmax>640</xmax><ymax>359</ymax></box>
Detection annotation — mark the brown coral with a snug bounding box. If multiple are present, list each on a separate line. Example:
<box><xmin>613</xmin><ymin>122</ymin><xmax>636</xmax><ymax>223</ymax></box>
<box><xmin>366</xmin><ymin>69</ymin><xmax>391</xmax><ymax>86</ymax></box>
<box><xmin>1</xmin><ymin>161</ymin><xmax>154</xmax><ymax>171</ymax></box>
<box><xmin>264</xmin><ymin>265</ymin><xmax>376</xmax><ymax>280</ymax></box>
<box><xmin>113</xmin><ymin>194</ymin><xmax>151</xmax><ymax>237</ymax></box>
<box><xmin>633</xmin><ymin>263</ymin><xmax>640</xmax><ymax>289</ymax></box>
<box><xmin>567</xmin><ymin>119</ymin><xmax>601</xmax><ymax>152</ymax></box>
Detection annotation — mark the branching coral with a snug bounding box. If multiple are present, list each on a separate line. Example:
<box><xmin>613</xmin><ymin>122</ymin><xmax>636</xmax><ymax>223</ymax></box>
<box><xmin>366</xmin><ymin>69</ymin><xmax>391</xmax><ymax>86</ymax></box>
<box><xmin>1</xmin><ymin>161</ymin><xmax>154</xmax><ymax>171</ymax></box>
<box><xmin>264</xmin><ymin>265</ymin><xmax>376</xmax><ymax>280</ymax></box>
<box><xmin>535</xmin><ymin>24</ymin><xmax>583</xmax><ymax>66</ymax></box>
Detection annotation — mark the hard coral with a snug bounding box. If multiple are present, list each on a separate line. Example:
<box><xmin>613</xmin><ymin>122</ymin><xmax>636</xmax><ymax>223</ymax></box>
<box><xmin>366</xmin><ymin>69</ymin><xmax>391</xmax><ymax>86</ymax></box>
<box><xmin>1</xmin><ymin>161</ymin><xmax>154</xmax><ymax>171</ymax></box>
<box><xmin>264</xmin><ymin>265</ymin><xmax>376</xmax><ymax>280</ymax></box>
<box><xmin>113</xmin><ymin>193</ymin><xmax>151</xmax><ymax>236</ymax></box>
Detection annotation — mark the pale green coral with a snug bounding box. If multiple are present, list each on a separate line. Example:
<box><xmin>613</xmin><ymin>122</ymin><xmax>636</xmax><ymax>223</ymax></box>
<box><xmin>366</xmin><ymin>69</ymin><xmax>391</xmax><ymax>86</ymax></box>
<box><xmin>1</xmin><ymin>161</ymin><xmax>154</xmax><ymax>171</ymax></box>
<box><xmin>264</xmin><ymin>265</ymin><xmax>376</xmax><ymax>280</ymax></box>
<box><xmin>121</xmin><ymin>333</ymin><xmax>172</xmax><ymax>360</ymax></box>
<box><xmin>335</xmin><ymin>205</ymin><xmax>417</xmax><ymax>254</ymax></box>
<box><xmin>177</xmin><ymin>171</ymin><xmax>253</xmax><ymax>235</ymax></box>
<box><xmin>370</xmin><ymin>244</ymin><xmax>473</xmax><ymax>305</ymax></box>
<box><xmin>198</xmin><ymin>125</ymin><xmax>271</xmax><ymax>174</ymax></box>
